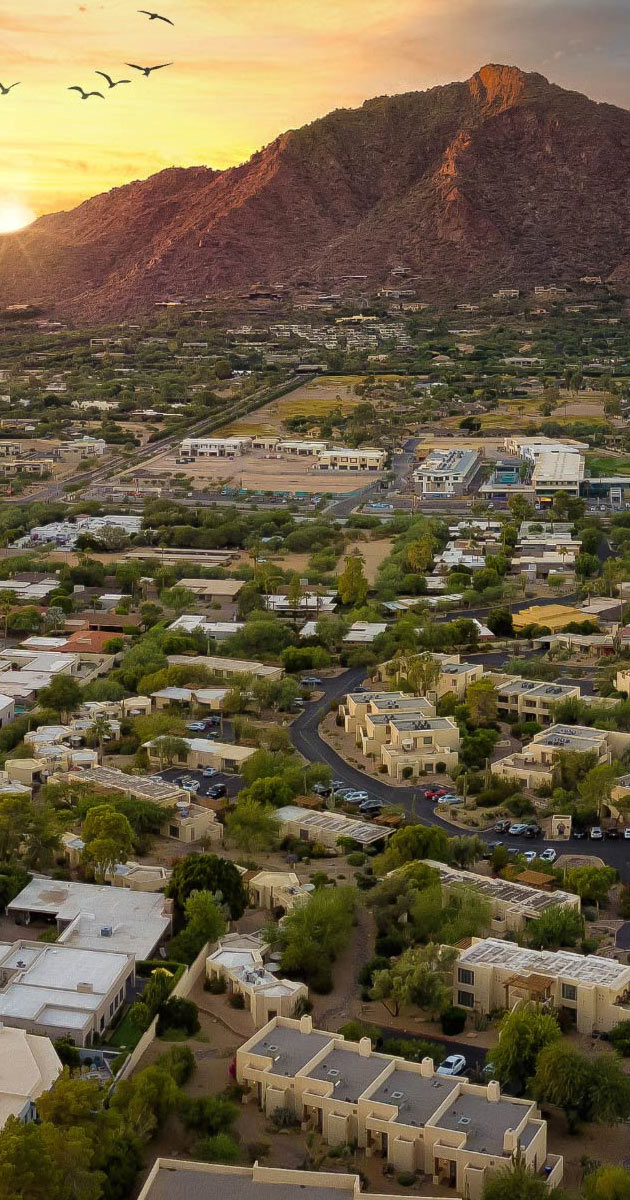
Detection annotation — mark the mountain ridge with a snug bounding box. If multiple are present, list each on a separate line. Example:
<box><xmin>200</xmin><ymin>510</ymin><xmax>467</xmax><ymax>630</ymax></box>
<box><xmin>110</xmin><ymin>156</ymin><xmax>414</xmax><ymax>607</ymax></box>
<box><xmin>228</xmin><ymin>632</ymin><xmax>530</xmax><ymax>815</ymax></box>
<box><xmin>2</xmin><ymin>64</ymin><xmax>630</xmax><ymax>317</ymax></box>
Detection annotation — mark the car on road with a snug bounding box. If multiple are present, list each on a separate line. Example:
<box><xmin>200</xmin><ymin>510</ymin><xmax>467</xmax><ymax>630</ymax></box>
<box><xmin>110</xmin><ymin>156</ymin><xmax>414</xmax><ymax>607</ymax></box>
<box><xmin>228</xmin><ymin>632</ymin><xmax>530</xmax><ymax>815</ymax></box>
<box><xmin>437</xmin><ymin>1054</ymin><xmax>467</xmax><ymax>1077</ymax></box>
<box><xmin>590</xmin><ymin>826</ymin><xmax>603</xmax><ymax>840</ymax></box>
<box><xmin>539</xmin><ymin>848</ymin><xmax>557</xmax><ymax>863</ymax></box>
<box><xmin>508</xmin><ymin>823</ymin><xmax>529</xmax><ymax>836</ymax></box>
<box><xmin>300</xmin><ymin>676</ymin><xmax>322</xmax><ymax>687</ymax></box>
<box><xmin>494</xmin><ymin>819</ymin><xmax>511</xmax><ymax>834</ymax></box>
<box><xmin>208</xmin><ymin>784</ymin><xmax>227</xmax><ymax>799</ymax></box>
<box><xmin>202</xmin><ymin>767</ymin><xmax>218</xmax><ymax>778</ymax></box>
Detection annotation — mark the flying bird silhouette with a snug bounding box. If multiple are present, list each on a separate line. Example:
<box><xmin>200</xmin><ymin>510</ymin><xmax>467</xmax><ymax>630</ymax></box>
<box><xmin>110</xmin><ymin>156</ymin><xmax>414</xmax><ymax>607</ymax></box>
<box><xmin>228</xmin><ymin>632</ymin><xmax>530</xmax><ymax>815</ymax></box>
<box><xmin>125</xmin><ymin>62</ymin><xmax>173</xmax><ymax>76</ymax></box>
<box><xmin>138</xmin><ymin>10</ymin><xmax>174</xmax><ymax>24</ymax></box>
<box><xmin>96</xmin><ymin>71</ymin><xmax>131</xmax><ymax>88</ymax></box>
<box><xmin>0</xmin><ymin>81</ymin><xmax>20</xmax><ymax>95</ymax></box>
<box><xmin>68</xmin><ymin>86</ymin><xmax>104</xmax><ymax>99</ymax></box>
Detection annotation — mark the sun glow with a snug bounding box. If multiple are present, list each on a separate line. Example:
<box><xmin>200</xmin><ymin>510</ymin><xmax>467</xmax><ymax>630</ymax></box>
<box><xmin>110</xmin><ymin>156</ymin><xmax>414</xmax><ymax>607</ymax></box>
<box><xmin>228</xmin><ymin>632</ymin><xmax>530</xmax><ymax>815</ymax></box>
<box><xmin>0</xmin><ymin>200</ymin><xmax>36</xmax><ymax>234</ymax></box>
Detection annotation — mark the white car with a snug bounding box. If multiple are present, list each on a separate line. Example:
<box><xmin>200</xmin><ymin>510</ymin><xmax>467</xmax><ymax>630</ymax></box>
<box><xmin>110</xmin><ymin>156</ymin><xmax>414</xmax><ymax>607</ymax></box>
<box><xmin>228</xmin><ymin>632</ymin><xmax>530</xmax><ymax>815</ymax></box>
<box><xmin>437</xmin><ymin>1054</ymin><xmax>467</xmax><ymax>1077</ymax></box>
<box><xmin>590</xmin><ymin>827</ymin><xmax>603</xmax><ymax>840</ymax></box>
<box><xmin>523</xmin><ymin>850</ymin><xmax>537</xmax><ymax>864</ymax></box>
<box><xmin>539</xmin><ymin>848</ymin><xmax>557</xmax><ymax>863</ymax></box>
<box><xmin>624</xmin><ymin>828</ymin><xmax>630</xmax><ymax>840</ymax></box>
<box><xmin>346</xmin><ymin>790</ymin><xmax>369</xmax><ymax>802</ymax></box>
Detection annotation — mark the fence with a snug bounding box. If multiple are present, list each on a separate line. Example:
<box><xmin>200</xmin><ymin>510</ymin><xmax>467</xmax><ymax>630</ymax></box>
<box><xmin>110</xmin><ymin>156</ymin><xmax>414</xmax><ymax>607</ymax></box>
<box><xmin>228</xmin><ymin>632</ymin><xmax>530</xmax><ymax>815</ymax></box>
<box><xmin>114</xmin><ymin>939</ymin><xmax>211</xmax><ymax>1083</ymax></box>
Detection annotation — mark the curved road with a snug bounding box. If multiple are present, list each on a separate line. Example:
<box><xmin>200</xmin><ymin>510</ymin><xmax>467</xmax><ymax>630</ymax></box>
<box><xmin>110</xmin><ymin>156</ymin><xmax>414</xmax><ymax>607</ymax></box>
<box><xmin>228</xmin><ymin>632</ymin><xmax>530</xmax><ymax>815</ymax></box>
<box><xmin>290</xmin><ymin>668</ymin><xmax>630</xmax><ymax>879</ymax></box>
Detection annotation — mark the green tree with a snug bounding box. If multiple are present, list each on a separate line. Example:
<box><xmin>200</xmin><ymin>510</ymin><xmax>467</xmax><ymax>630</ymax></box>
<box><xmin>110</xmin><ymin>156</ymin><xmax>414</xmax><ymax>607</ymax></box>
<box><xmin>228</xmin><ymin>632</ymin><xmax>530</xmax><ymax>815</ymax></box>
<box><xmin>88</xmin><ymin>715</ymin><xmax>114</xmax><ymax>764</ymax></box>
<box><xmin>140</xmin><ymin>602</ymin><xmax>163</xmax><ymax>630</ymax></box>
<box><xmin>374</xmin><ymin>823</ymin><xmax>453</xmax><ymax>874</ymax></box>
<box><xmin>526</xmin><ymin>906</ymin><xmax>584</xmax><ymax>950</ymax></box>
<box><xmin>466</xmin><ymin>678</ymin><xmax>498</xmax><ymax>726</ymax></box>
<box><xmin>151</xmin><ymin>734</ymin><xmax>189</xmax><ymax>768</ymax></box>
<box><xmin>565</xmin><ymin>864</ymin><xmax>618</xmax><ymax>909</ymax></box>
<box><xmin>38</xmin><ymin>675</ymin><xmax>82</xmax><ymax>720</ymax></box>
<box><xmin>271</xmin><ymin>887</ymin><xmax>358</xmax><ymax>991</ymax></box>
<box><xmin>159</xmin><ymin>586</ymin><xmax>196</xmax><ymax>614</ymax></box>
<box><xmin>532</xmin><ymin>1041</ymin><xmax>630</xmax><ymax>1130</ymax></box>
<box><xmin>338</xmin><ymin>553</ymin><xmax>368</xmax><ymax>606</ymax></box>
<box><xmin>224</xmin><ymin>799</ymin><xmax>279</xmax><ymax>853</ymax></box>
<box><xmin>169</xmin><ymin>890</ymin><xmax>227</xmax><ymax>964</ymax></box>
<box><xmin>81</xmin><ymin>805</ymin><xmax>134</xmax><ymax>879</ymax></box>
<box><xmin>584</xmin><ymin>1166</ymin><xmax>630</xmax><ymax>1200</ymax></box>
<box><xmin>578</xmin><ymin>763</ymin><xmax>621</xmax><ymax>820</ymax></box>
<box><xmin>482</xmin><ymin>1163</ymin><xmax>551</xmax><ymax>1200</ymax></box>
<box><xmin>371</xmin><ymin>943</ymin><xmax>457</xmax><ymax>1018</ymax></box>
<box><xmin>490</xmin><ymin>1005</ymin><xmax>561</xmax><ymax>1094</ymax></box>
<box><xmin>166</xmin><ymin>853</ymin><xmax>247</xmax><ymax>918</ymax></box>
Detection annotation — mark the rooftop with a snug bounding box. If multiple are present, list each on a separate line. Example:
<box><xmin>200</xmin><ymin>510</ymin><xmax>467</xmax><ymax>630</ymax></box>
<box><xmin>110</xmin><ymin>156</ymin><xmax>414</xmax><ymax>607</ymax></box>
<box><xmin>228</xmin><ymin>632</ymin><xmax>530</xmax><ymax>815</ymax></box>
<box><xmin>424</xmin><ymin>861</ymin><xmax>578</xmax><ymax>915</ymax></box>
<box><xmin>8</xmin><ymin>879</ymin><xmax>171</xmax><ymax>960</ymax></box>
<box><xmin>275</xmin><ymin>806</ymin><xmax>392</xmax><ymax>847</ymax></box>
<box><xmin>0</xmin><ymin>940</ymin><xmax>132</xmax><ymax>1033</ymax></box>
<box><xmin>305</xmin><ymin>1046</ymin><xmax>388</xmax><ymax>1102</ymax></box>
<box><xmin>140</xmin><ymin>1163</ymin><xmax>366</xmax><ymax>1200</ymax></box>
<box><xmin>0</xmin><ymin>1025</ymin><xmax>61</xmax><ymax>1128</ymax></box>
<box><xmin>435</xmin><ymin>1091</ymin><xmax>529</xmax><ymax>1156</ymax></box>
<box><xmin>368</xmin><ymin>1066</ymin><xmax>458</xmax><ymax>1127</ymax></box>
<box><xmin>246</xmin><ymin>1024</ymin><xmax>331</xmax><ymax>1076</ymax></box>
<box><xmin>68</xmin><ymin>765</ymin><xmax>186</xmax><ymax>804</ymax></box>
<box><xmin>459</xmin><ymin>937</ymin><xmax>630</xmax><ymax>987</ymax></box>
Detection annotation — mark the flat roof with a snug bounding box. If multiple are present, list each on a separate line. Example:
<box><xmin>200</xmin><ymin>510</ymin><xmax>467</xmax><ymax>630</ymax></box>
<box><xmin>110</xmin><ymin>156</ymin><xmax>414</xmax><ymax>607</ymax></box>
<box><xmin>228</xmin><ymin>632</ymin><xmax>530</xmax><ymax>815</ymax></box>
<box><xmin>275</xmin><ymin>806</ymin><xmax>391</xmax><ymax>847</ymax></box>
<box><xmin>141</xmin><ymin>1165</ymin><xmax>361</xmax><ymax>1200</ymax></box>
<box><xmin>167</xmin><ymin>654</ymin><xmax>282</xmax><ymax>677</ymax></box>
<box><xmin>68</xmin><ymin>765</ymin><xmax>185</xmax><ymax>803</ymax></box>
<box><xmin>369</xmin><ymin>1066</ymin><xmax>458</xmax><ymax>1127</ymax></box>
<box><xmin>305</xmin><ymin>1046</ymin><xmax>388</xmax><ymax>1102</ymax></box>
<box><xmin>246</xmin><ymin>1025</ymin><xmax>331</xmax><ymax>1076</ymax></box>
<box><xmin>8</xmin><ymin>879</ymin><xmax>171</xmax><ymax>961</ymax></box>
<box><xmin>459</xmin><ymin>937</ymin><xmax>630</xmax><ymax>987</ymax></box>
<box><xmin>435</xmin><ymin>1091</ymin><xmax>528</xmax><ymax>1155</ymax></box>
<box><xmin>424</xmin><ymin>861</ymin><xmax>578</xmax><ymax>915</ymax></box>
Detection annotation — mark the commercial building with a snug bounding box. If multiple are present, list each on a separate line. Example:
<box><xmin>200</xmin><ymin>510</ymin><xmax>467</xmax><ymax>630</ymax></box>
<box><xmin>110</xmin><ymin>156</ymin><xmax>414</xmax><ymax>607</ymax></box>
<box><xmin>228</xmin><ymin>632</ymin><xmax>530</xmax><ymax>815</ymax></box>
<box><xmin>0</xmin><ymin>939</ymin><xmax>134</xmax><ymax>1046</ymax></box>
<box><xmin>316</xmin><ymin>448</ymin><xmax>386</xmax><ymax>471</ymax></box>
<box><xmin>180</xmin><ymin>436</ymin><xmax>253</xmax><ymax>458</ymax></box>
<box><xmin>453</xmin><ymin>938</ymin><xmax>630</xmax><ymax>1035</ymax></box>
<box><xmin>206</xmin><ymin>933</ymin><xmax>307</xmax><ymax>1027</ymax></box>
<box><xmin>494</xmin><ymin>679</ymin><xmax>581</xmax><ymax>724</ymax></box>
<box><xmin>422</xmin><ymin>861</ymin><xmax>580</xmax><ymax>935</ymax></box>
<box><xmin>236</xmin><ymin>1016</ymin><xmax>562</xmax><ymax>1197</ymax></box>
<box><xmin>138</xmin><ymin>1162</ymin><xmax>420</xmax><ymax>1200</ymax></box>
<box><xmin>491</xmin><ymin>724</ymin><xmax>630</xmax><ymax>789</ymax></box>
<box><xmin>8</xmin><ymin>878</ymin><xmax>172</xmax><ymax>961</ymax></box>
<box><xmin>274</xmin><ymin>805</ymin><xmax>392</xmax><ymax>850</ymax></box>
<box><xmin>531</xmin><ymin>451</ymin><xmax>584</xmax><ymax>498</ymax></box>
<box><xmin>0</xmin><ymin>1024</ymin><xmax>61</xmax><ymax>1127</ymax></box>
<box><xmin>504</xmin><ymin>437</ymin><xmax>588</xmax><ymax>462</ymax></box>
<box><xmin>414</xmin><ymin>449</ymin><xmax>481</xmax><ymax>498</ymax></box>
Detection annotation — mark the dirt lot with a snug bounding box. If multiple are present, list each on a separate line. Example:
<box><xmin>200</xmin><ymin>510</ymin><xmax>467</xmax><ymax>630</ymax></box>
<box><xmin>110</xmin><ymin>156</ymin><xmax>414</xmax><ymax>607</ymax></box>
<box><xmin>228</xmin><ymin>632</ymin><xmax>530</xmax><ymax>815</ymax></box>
<box><xmin>219</xmin><ymin>377</ymin><xmax>369</xmax><ymax>438</ymax></box>
<box><xmin>121</xmin><ymin>444</ymin><xmax>380</xmax><ymax>496</ymax></box>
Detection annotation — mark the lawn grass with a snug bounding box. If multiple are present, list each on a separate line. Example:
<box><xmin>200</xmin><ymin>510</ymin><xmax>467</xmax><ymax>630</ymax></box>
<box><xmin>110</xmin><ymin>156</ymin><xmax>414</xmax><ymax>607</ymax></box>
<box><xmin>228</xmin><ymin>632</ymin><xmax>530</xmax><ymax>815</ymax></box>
<box><xmin>107</xmin><ymin>1009</ymin><xmax>144</xmax><ymax>1052</ymax></box>
<box><xmin>586</xmin><ymin>454</ymin><xmax>630</xmax><ymax>475</ymax></box>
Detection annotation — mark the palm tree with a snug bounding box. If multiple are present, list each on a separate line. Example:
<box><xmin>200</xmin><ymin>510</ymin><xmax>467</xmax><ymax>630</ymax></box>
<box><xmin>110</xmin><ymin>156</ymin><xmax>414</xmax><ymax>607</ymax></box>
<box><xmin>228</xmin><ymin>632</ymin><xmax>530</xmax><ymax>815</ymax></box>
<box><xmin>0</xmin><ymin>590</ymin><xmax>17</xmax><ymax>648</ymax></box>
<box><xmin>89</xmin><ymin>715</ymin><xmax>113</xmax><ymax>764</ymax></box>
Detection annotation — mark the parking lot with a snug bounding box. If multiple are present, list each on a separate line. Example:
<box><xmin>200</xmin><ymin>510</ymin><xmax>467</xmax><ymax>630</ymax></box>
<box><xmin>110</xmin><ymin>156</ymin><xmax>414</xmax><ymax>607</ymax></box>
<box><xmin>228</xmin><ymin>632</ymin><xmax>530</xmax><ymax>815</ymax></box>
<box><xmin>157</xmin><ymin>766</ymin><xmax>243</xmax><ymax>800</ymax></box>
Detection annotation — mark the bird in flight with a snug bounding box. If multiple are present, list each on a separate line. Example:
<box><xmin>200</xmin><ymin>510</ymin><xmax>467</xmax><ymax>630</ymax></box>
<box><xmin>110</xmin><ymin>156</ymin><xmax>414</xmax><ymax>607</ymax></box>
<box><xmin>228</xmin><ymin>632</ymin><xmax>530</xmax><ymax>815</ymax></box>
<box><xmin>138</xmin><ymin>9</ymin><xmax>174</xmax><ymax>24</ymax></box>
<box><xmin>68</xmin><ymin>86</ymin><xmax>104</xmax><ymax>99</ymax></box>
<box><xmin>96</xmin><ymin>71</ymin><xmax>131</xmax><ymax>89</ymax></box>
<box><xmin>0</xmin><ymin>81</ymin><xmax>20</xmax><ymax>95</ymax></box>
<box><xmin>125</xmin><ymin>62</ymin><xmax>173</xmax><ymax>76</ymax></box>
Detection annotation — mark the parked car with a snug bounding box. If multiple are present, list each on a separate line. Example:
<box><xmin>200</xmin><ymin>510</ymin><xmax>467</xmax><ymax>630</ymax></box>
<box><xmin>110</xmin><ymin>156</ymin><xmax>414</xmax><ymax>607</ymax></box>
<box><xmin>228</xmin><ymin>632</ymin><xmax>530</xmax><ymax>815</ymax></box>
<box><xmin>208</xmin><ymin>784</ymin><xmax>227</xmax><ymax>799</ymax></box>
<box><xmin>187</xmin><ymin>721</ymin><xmax>207</xmax><ymax>732</ymax></box>
<box><xmin>182</xmin><ymin>779</ymin><xmax>200</xmax><ymax>793</ymax></box>
<box><xmin>346</xmin><ymin>790</ymin><xmax>369</xmax><ymax>802</ymax></box>
<box><xmin>539</xmin><ymin>848</ymin><xmax>557</xmax><ymax>863</ymax></box>
<box><xmin>494</xmin><ymin>819</ymin><xmax>511</xmax><ymax>834</ymax></box>
<box><xmin>605</xmin><ymin>827</ymin><xmax>620</xmax><ymax>839</ymax></box>
<box><xmin>300</xmin><ymin>676</ymin><xmax>322</xmax><ymax>686</ymax></box>
<box><xmin>437</xmin><ymin>794</ymin><xmax>462</xmax><ymax>806</ymax></box>
<box><xmin>312</xmin><ymin>783</ymin><xmax>331</xmax><ymax>796</ymax></box>
<box><xmin>523</xmin><ymin>850</ymin><xmax>537</xmax><ymax>864</ymax></box>
<box><xmin>523</xmin><ymin>824</ymin><xmax>542</xmax><ymax>839</ymax></box>
<box><xmin>360</xmin><ymin>799</ymin><xmax>384</xmax><ymax>813</ymax></box>
<box><xmin>331</xmin><ymin>781</ymin><xmax>345</xmax><ymax>791</ymax></box>
<box><xmin>590</xmin><ymin>826</ymin><xmax>603</xmax><ymax>840</ymax></box>
<box><xmin>202</xmin><ymin>767</ymin><xmax>218</xmax><ymax>778</ymax></box>
<box><xmin>624</xmin><ymin>827</ymin><xmax>630</xmax><ymax>840</ymax></box>
<box><xmin>437</xmin><ymin>1054</ymin><xmax>467</xmax><ymax>1077</ymax></box>
<box><xmin>572</xmin><ymin>826</ymin><xmax>587</xmax><ymax>839</ymax></box>
<box><xmin>508</xmin><ymin>823</ymin><xmax>529</xmax><ymax>836</ymax></box>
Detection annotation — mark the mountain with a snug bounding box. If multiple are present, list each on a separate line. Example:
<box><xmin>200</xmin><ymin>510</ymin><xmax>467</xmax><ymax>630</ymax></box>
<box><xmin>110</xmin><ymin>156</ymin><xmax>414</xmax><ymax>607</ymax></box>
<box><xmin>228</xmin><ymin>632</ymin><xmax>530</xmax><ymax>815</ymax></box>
<box><xmin>3</xmin><ymin>64</ymin><xmax>630</xmax><ymax>318</ymax></box>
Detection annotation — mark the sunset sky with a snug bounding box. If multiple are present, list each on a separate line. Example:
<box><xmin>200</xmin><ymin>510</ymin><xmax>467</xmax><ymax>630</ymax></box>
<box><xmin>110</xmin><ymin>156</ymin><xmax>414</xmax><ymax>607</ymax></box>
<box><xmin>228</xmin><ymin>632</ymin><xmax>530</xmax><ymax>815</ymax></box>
<box><xmin>1</xmin><ymin>0</ymin><xmax>629</xmax><ymax>223</ymax></box>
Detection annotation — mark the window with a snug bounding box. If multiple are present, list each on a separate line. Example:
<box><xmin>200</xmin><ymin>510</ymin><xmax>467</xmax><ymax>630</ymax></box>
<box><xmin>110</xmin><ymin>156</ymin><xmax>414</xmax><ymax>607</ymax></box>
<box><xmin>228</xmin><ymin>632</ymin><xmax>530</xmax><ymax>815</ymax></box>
<box><xmin>458</xmin><ymin>990</ymin><xmax>474</xmax><ymax>1008</ymax></box>
<box><xmin>561</xmin><ymin>983</ymin><xmax>577</xmax><ymax>1001</ymax></box>
<box><xmin>458</xmin><ymin>968</ymin><xmax>474</xmax><ymax>986</ymax></box>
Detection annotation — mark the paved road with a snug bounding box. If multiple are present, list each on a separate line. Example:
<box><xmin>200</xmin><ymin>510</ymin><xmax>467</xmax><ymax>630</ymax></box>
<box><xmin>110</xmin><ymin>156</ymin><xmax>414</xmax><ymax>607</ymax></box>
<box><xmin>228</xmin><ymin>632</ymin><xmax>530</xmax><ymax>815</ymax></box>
<box><xmin>377</xmin><ymin>1026</ymin><xmax>488</xmax><ymax>1074</ymax></box>
<box><xmin>290</xmin><ymin>668</ymin><xmax>630</xmax><ymax>879</ymax></box>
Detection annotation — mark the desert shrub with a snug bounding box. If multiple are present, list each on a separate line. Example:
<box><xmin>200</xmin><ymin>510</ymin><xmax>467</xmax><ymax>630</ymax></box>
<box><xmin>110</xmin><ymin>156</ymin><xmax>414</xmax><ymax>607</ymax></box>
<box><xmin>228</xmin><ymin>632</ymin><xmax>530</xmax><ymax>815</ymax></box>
<box><xmin>440</xmin><ymin>1005</ymin><xmax>468</xmax><ymax>1035</ymax></box>
<box><xmin>156</xmin><ymin>996</ymin><xmax>200</xmax><ymax>1037</ymax></box>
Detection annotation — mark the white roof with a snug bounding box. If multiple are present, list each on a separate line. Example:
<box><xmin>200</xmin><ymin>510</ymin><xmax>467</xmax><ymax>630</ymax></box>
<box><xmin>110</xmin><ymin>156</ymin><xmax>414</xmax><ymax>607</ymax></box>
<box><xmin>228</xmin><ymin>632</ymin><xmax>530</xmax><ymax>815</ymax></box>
<box><xmin>8</xmin><ymin>879</ymin><xmax>171</xmax><ymax>961</ymax></box>
<box><xmin>459</xmin><ymin>937</ymin><xmax>630</xmax><ymax>987</ymax></box>
<box><xmin>0</xmin><ymin>941</ymin><xmax>131</xmax><ymax>1032</ymax></box>
<box><xmin>343</xmin><ymin>622</ymin><xmax>387</xmax><ymax>643</ymax></box>
<box><xmin>0</xmin><ymin>1025</ymin><xmax>61</xmax><ymax>1128</ymax></box>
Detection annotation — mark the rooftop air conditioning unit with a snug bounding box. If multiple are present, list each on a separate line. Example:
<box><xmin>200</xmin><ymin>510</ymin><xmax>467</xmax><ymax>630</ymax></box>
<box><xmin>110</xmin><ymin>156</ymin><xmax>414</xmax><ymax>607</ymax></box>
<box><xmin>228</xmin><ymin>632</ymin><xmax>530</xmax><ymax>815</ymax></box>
<box><xmin>100</xmin><ymin>926</ymin><xmax>113</xmax><ymax>937</ymax></box>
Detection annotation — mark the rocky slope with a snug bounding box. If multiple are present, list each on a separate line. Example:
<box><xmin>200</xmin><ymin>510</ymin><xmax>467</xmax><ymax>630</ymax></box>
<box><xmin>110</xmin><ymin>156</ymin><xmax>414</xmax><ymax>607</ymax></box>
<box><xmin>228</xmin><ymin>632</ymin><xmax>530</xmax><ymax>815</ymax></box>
<box><xmin>2</xmin><ymin>64</ymin><xmax>630</xmax><ymax>317</ymax></box>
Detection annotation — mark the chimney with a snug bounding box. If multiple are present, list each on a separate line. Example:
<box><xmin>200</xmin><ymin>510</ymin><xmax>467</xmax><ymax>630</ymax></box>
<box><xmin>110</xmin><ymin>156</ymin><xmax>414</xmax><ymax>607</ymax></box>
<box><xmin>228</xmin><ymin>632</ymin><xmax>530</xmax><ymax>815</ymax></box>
<box><xmin>487</xmin><ymin>1080</ymin><xmax>500</xmax><ymax>1103</ymax></box>
<box><xmin>503</xmin><ymin>1129</ymin><xmax>518</xmax><ymax>1154</ymax></box>
<box><xmin>299</xmin><ymin>1015</ymin><xmax>313</xmax><ymax>1035</ymax></box>
<box><xmin>420</xmin><ymin>1057</ymin><xmax>434</xmax><ymax>1078</ymax></box>
<box><xmin>359</xmin><ymin>1037</ymin><xmax>371</xmax><ymax>1058</ymax></box>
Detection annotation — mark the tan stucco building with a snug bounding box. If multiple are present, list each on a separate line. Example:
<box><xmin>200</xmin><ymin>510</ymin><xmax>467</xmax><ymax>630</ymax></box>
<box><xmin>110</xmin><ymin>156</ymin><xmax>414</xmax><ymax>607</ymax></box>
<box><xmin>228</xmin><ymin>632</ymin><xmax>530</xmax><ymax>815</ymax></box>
<box><xmin>236</xmin><ymin>1016</ymin><xmax>562</xmax><ymax>1198</ymax></box>
<box><xmin>206</xmin><ymin>933</ymin><xmax>307</xmax><ymax>1028</ymax></box>
<box><xmin>419</xmin><ymin>862</ymin><xmax>580</xmax><ymax>935</ymax></box>
<box><xmin>453</xmin><ymin>938</ymin><xmax>630</xmax><ymax>1036</ymax></box>
<box><xmin>491</xmin><ymin>724</ymin><xmax>630</xmax><ymax>789</ymax></box>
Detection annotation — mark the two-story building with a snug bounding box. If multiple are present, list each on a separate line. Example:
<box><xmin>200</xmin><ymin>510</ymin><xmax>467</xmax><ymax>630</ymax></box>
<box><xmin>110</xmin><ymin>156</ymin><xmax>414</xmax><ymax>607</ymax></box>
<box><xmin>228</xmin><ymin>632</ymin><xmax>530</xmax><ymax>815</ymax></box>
<box><xmin>491</xmin><ymin>724</ymin><xmax>630</xmax><ymax>789</ymax></box>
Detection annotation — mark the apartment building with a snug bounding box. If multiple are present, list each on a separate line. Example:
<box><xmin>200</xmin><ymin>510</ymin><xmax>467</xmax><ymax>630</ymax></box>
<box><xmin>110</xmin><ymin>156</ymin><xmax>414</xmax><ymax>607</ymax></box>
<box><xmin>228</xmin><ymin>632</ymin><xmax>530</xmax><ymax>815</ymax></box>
<box><xmin>274</xmin><ymin>805</ymin><xmax>392</xmax><ymax>850</ymax></box>
<box><xmin>144</xmin><ymin>735</ymin><xmax>255</xmax><ymax>774</ymax></box>
<box><xmin>0</xmin><ymin>939</ymin><xmax>134</xmax><ymax>1046</ymax></box>
<box><xmin>138</xmin><ymin>1162</ymin><xmax>424</xmax><ymax>1200</ymax></box>
<box><xmin>438</xmin><ymin>661</ymin><xmax>484</xmax><ymax>701</ymax></box>
<box><xmin>453</xmin><ymin>938</ymin><xmax>630</xmax><ymax>1036</ymax></box>
<box><xmin>151</xmin><ymin>685</ymin><xmax>228</xmax><ymax>711</ymax></box>
<box><xmin>236</xmin><ymin>1016</ymin><xmax>562</xmax><ymax>1198</ymax></box>
<box><xmin>206</xmin><ymin>933</ymin><xmax>307</xmax><ymax>1027</ymax></box>
<box><xmin>167</xmin><ymin>653</ymin><xmax>284</xmax><ymax>682</ymax></box>
<box><xmin>246</xmin><ymin>870</ymin><xmax>312</xmax><ymax>914</ymax></box>
<box><xmin>413</xmin><ymin>449</ymin><xmax>481</xmax><ymax>498</ymax></box>
<box><xmin>379</xmin><ymin>715</ymin><xmax>460</xmax><ymax>779</ymax></box>
<box><xmin>491</xmin><ymin>724</ymin><xmax>630</xmax><ymax>789</ymax></box>
<box><xmin>339</xmin><ymin>690</ymin><xmax>436</xmax><ymax>738</ymax></box>
<box><xmin>422</xmin><ymin>862</ymin><xmax>579</xmax><ymax>934</ymax></box>
<box><xmin>494</xmin><ymin>679</ymin><xmax>581</xmax><ymax>724</ymax></box>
